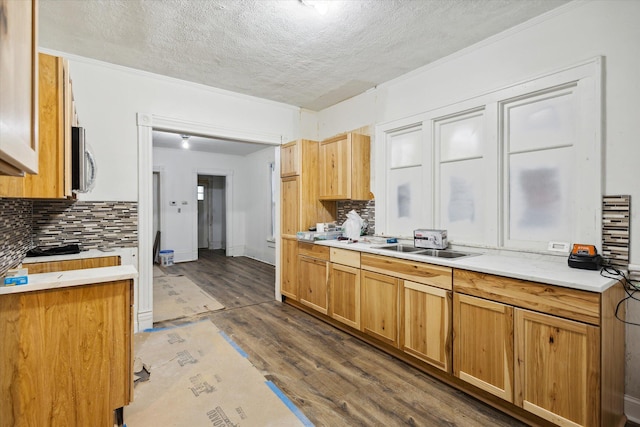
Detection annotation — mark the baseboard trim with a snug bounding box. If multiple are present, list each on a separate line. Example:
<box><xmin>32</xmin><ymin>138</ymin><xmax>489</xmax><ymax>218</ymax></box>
<box><xmin>626</xmin><ymin>394</ymin><xmax>640</xmax><ymax>423</ymax></box>
<box><xmin>138</xmin><ymin>310</ymin><xmax>153</xmax><ymax>332</ymax></box>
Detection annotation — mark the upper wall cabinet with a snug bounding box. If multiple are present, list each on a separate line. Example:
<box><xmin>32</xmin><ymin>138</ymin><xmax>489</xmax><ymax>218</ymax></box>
<box><xmin>0</xmin><ymin>53</ymin><xmax>75</xmax><ymax>199</ymax></box>
<box><xmin>280</xmin><ymin>139</ymin><xmax>299</xmax><ymax>177</ymax></box>
<box><xmin>0</xmin><ymin>0</ymin><xmax>38</xmax><ymax>176</ymax></box>
<box><xmin>319</xmin><ymin>132</ymin><xmax>371</xmax><ymax>201</ymax></box>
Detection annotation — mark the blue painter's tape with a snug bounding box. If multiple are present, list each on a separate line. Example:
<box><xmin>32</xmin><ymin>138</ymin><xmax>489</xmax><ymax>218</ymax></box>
<box><xmin>265</xmin><ymin>381</ymin><xmax>314</xmax><ymax>426</ymax></box>
<box><xmin>218</xmin><ymin>331</ymin><xmax>248</xmax><ymax>358</ymax></box>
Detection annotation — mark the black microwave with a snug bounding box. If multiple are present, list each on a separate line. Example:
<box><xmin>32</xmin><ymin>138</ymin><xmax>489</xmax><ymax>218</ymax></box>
<box><xmin>71</xmin><ymin>126</ymin><xmax>96</xmax><ymax>192</ymax></box>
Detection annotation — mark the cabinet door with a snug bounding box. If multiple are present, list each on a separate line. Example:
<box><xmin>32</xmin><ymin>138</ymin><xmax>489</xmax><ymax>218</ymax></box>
<box><xmin>329</xmin><ymin>263</ymin><xmax>360</xmax><ymax>329</ymax></box>
<box><xmin>298</xmin><ymin>255</ymin><xmax>328</xmax><ymax>314</ymax></box>
<box><xmin>280</xmin><ymin>237</ymin><xmax>298</xmax><ymax>299</ymax></box>
<box><xmin>361</xmin><ymin>270</ymin><xmax>399</xmax><ymax>346</ymax></box>
<box><xmin>280</xmin><ymin>141</ymin><xmax>299</xmax><ymax>177</ymax></box>
<box><xmin>319</xmin><ymin>135</ymin><xmax>350</xmax><ymax>199</ymax></box>
<box><xmin>453</xmin><ymin>293</ymin><xmax>514</xmax><ymax>402</ymax></box>
<box><xmin>0</xmin><ymin>0</ymin><xmax>38</xmax><ymax>176</ymax></box>
<box><xmin>281</xmin><ymin>176</ymin><xmax>299</xmax><ymax>237</ymax></box>
<box><xmin>514</xmin><ymin>309</ymin><xmax>599</xmax><ymax>427</ymax></box>
<box><xmin>403</xmin><ymin>281</ymin><xmax>452</xmax><ymax>372</ymax></box>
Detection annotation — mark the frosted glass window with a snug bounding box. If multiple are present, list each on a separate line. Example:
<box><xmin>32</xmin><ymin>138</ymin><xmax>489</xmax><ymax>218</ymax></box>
<box><xmin>507</xmin><ymin>86</ymin><xmax>576</xmax><ymax>153</ymax></box>
<box><xmin>439</xmin><ymin>159</ymin><xmax>484</xmax><ymax>243</ymax></box>
<box><xmin>197</xmin><ymin>185</ymin><xmax>205</xmax><ymax>201</ymax></box>
<box><xmin>437</xmin><ymin>111</ymin><xmax>484</xmax><ymax>162</ymax></box>
<box><xmin>508</xmin><ymin>147</ymin><xmax>572</xmax><ymax>243</ymax></box>
<box><xmin>389</xmin><ymin>127</ymin><xmax>422</xmax><ymax>169</ymax></box>
<box><xmin>386</xmin><ymin>166</ymin><xmax>423</xmax><ymax>236</ymax></box>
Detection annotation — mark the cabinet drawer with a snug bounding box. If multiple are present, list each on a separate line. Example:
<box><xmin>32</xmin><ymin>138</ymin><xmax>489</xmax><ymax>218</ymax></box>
<box><xmin>453</xmin><ymin>269</ymin><xmax>600</xmax><ymax>325</ymax></box>
<box><xmin>361</xmin><ymin>254</ymin><xmax>452</xmax><ymax>290</ymax></box>
<box><xmin>330</xmin><ymin>248</ymin><xmax>360</xmax><ymax>268</ymax></box>
<box><xmin>298</xmin><ymin>242</ymin><xmax>330</xmax><ymax>261</ymax></box>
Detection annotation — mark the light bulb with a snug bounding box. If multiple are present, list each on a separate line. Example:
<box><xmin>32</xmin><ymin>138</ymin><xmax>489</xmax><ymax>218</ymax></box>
<box><xmin>181</xmin><ymin>135</ymin><xmax>190</xmax><ymax>149</ymax></box>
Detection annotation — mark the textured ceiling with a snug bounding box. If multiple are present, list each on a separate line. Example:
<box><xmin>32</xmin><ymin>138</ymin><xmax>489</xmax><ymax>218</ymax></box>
<box><xmin>39</xmin><ymin>0</ymin><xmax>570</xmax><ymax>112</ymax></box>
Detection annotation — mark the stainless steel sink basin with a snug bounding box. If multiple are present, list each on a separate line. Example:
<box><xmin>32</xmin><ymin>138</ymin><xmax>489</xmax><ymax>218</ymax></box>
<box><xmin>374</xmin><ymin>244</ymin><xmax>477</xmax><ymax>259</ymax></box>
<box><xmin>374</xmin><ymin>244</ymin><xmax>427</xmax><ymax>253</ymax></box>
<box><xmin>418</xmin><ymin>249</ymin><xmax>475</xmax><ymax>259</ymax></box>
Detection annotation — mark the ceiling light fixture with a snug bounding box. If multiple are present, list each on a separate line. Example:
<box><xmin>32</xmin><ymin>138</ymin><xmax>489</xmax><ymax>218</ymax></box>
<box><xmin>181</xmin><ymin>135</ymin><xmax>190</xmax><ymax>149</ymax></box>
<box><xmin>300</xmin><ymin>0</ymin><xmax>330</xmax><ymax>16</ymax></box>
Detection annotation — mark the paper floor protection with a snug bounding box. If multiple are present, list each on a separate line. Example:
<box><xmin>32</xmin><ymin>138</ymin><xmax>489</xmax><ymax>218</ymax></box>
<box><xmin>125</xmin><ymin>321</ymin><xmax>312</xmax><ymax>426</ymax></box>
<box><xmin>153</xmin><ymin>275</ymin><xmax>224</xmax><ymax>323</ymax></box>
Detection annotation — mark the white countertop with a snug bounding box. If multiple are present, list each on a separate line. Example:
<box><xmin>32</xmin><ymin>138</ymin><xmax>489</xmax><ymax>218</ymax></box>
<box><xmin>0</xmin><ymin>265</ymin><xmax>138</xmax><ymax>295</ymax></box>
<box><xmin>21</xmin><ymin>248</ymin><xmax>125</xmax><ymax>264</ymax></box>
<box><xmin>315</xmin><ymin>240</ymin><xmax>617</xmax><ymax>293</ymax></box>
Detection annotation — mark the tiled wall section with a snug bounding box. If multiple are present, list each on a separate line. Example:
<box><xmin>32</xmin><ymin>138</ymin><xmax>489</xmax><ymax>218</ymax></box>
<box><xmin>32</xmin><ymin>200</ymin><xmax>138</xmax><ymax>249</ymax></box>
<box><xmin>0</xmin><ymin>199</ymin><xmax>33</xmax><ymax>276</ymax></box>
<box><xmin>336</xmin><ymin>200</ymin><xmax>375</xmax><ymax>235</ymax></box>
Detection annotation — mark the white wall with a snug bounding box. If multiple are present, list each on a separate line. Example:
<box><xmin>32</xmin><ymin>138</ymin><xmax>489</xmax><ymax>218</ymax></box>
<box><xmin>241</xmin><ymin>146</ymin><xmax>278</xmax><ymax>265</ymax></box>
<box><xmin>318</xmin><ymin>0</ymin><xmax>640</xmax><ymax>409</ymax></box>
<box><xmin>55</xmin><ymin>53</ymin><xmax>300</xmax><ymax>202</ymax></box>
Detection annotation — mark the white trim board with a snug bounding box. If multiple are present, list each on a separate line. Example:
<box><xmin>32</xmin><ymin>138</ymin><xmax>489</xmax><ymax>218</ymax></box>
<box><xmin>626</xmin><ymin>394</ymin><xmax>640</xmax><ymax>424</ymax></box>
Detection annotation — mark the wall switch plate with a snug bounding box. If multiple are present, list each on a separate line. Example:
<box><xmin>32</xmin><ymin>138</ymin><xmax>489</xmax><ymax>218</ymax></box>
<box><xmin>548</xmin><ymin>241</ymin><xmax>570</xmax><ymax>252</ymax></box>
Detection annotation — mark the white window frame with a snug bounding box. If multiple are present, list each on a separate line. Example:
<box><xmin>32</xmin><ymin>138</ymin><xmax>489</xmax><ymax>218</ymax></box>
<box><xmin>374</xmin><ymin>57</ymin><xmax>602</xmax><ymax>253</ymax></box>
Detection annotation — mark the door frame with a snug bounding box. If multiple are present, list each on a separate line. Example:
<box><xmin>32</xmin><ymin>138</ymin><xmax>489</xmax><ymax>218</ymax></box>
<box><xmin>136</xmin><ymin>113</ymin><xmax>281</xmax><ymax>331</ymax></box>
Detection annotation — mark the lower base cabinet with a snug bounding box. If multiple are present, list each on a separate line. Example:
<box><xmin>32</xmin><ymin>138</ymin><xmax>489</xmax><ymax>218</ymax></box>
<box><xmin>361</xmin><ymin>270</ymin><xmax>399</xmax><ymax>346</ymax></box>
<box><xmin>298</xmin><ymin>255</ymin><xmax>329</xmax><ymax>314</ymax></box>
<box><xmin>514</xmin><ymin>309</ymin><xmax>600</xmax><ymax>427</ymax></box>
<box><xmin>329</xmin><ymin>263</ymin><xmax>361</xmax><ymax>329</ymax></box>
<box><xmin>280</xmin><ymin>237</ymin><xmax>298</xmax><ymax>299</ymax></box>
<box><xmin>453</xmin><ymin>293</ymin><xmax>514</xmax><ymax>402</ymax></box>
<box><xmin>403</xmin><ymin>281</ymin><xmax>452</xmax><ymax>372</ymax></box>
<box><xmin>0</xmin><ymin>280</ymin><xmax>133</xmax><ymax>427</ymax></box>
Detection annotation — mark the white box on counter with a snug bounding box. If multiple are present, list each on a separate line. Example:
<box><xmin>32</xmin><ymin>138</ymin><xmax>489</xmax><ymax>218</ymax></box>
<box><xmin>414</xmin><ymin>229</ymin><xmax>448</xmax><ymax>249</ymax></box>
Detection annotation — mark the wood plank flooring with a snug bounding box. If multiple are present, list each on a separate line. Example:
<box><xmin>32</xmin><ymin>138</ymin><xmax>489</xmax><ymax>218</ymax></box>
<box><xmin>156</xmin><ymin>250</ymin><xmax>526</xmax><ymax>426</ymax></box>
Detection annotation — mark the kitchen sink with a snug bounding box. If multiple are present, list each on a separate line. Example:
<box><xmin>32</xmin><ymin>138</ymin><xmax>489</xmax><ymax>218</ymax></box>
<box><xmin>374</xmin><ymin>244</ymin><xmax>428</xmax><ymax>253</ymax></box>
<box><xmin>417</xmin><ymin>249</ymin><xmax>475</xmax><ymax>259</ymax></box>
<box><xmin>374</xmin><ymin>244</ymin><xmax>477</xmax><ymax>259</ymax></box>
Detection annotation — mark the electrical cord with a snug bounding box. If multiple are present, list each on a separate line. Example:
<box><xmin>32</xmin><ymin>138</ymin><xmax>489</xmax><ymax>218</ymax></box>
<box><xmin>599</xmin><ymin>263</ymin><xmax>640</xmax><ymax>327</ymax></box>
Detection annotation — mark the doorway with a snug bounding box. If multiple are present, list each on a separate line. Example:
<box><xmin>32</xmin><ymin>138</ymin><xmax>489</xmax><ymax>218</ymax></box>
<box><xmin>197</xmin><ymin>175</ymin><xmax>226</xmax><ymax>251</ymax></box>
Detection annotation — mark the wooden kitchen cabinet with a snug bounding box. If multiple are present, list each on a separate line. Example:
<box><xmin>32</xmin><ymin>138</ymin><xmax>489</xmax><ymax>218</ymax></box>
<box><xmin>514</xmin><ymin>309</ymin><xmax>599</xmax><ymax>427</ymax></box>
<box><xmin>403</xmin><ymin>281</ymin><xmax>452</xmax><ymax>372</ymax></box>
<box><xmin>319</xmin><ymin>132</ymin><xmax>371</xmax><ymax>201</ymax></box>
<box><xmin>281</xmin><ymin>176</ymin><xmax>300</xmax><ymax>236</ymax></box>
<box><xmin>25</xmin><ymin>255</ymin><xmax>121</xmax><ymax>274</ymax></box>
<box><xmin>0</xmin><ymin>0</ymin><xmax>38</xmax><ymax>176</ymax></box>
<box><xmin>329</xmin><ymin>248</ymin><xmax>361</xmax><ymax>329</ymax></box>
<box><xmin>280</xmin><ymin>139</ymin><xmax>299</xmax><ymax>177</ymax></box>
<box><xmin>280</xmin><ymin>237</ymin><xmax>298</xmax><ymax>299</ymax></box>
<box><xmin>0</xmin><ymin>53</ymin><xmax>74</xmax><ymax>198</ymax></box>
<box><xmin>298</xmin><ymin>243</ymin><xmax>330</xmax><ymax>314</ymax></box>
<box><xmin>453</xmin><ymin>293</ymin><xmax>514</xmax><ymax>402</ymax></box>
<box><xmin>0</xmin><ymin>279</ymin><xmax>133</xmax><ymax>427</ymax></box>
<box><xmin>361</xmin><ymin>270</ymin><xmax>400</xmax><ymax>346</ymax></box>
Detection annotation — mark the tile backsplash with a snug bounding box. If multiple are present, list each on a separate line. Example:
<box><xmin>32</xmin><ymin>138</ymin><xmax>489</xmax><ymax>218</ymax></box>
<box><xmin>0</xmin><ymin>199</ymin><xmax>32</xmax><ymax>276</ymax></box>
<box><xmin>0</xmin><ymin>199</ymin><xmax>138</xmax><ymax>277</ymax></box>
<box><xmin>336</xmin><ymin>200</ymin><xmax>375</xmax><ymax>235</ymax></box>
<box><xmin>32</xmin><ymin>200</ymin><xmax>138</xmax><ymax>249</ymax></box>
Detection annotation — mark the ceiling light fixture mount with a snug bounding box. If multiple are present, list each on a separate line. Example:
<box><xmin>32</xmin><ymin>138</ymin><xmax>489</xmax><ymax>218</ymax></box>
<box><xmin>181</xmin><ymin>135</ymin><xmax>190</xmax><ymax>149</ymax></box>
<box><xmin>300</xmin><ymin>0</ymin><xmax>330</xmax><ymax>16</ymax></box>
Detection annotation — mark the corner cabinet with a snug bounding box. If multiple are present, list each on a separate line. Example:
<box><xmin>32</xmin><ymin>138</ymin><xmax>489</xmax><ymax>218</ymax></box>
<box><xmin>319</xmin><ymin>132</ymin><xmax>371</xmax><ymax>201</ymax></box>
<box><xmin>0</xmin><ymin>0</ymin><xmax>38</xmax><ymax>176</ymax></box>
<box><xmin>0</xmin><ymin>53</ymin><xmax>75</xmax><ymax>198</ymax></box>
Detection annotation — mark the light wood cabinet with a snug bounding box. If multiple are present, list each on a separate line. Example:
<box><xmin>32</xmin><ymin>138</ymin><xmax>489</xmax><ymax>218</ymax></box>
<box><xmin>361</xmin><ymin>270</ymin><xmax>400</xmax><ymax>346</ymax></box>
<box><xmin>514</xmin><ymin>309</ymin><xmax>600</xmax><ymax>427</ymax></box>
<box><xmin>281</xmin><ymin>176</ymin><xmax>300</xmax><ymax>237</ymax></box>
<box><xmin>329</xmin><ymin>248</ymin><xmax>361</xmax><ymax>329</ymax></box>
<box><xmin>0</xmin><ymin>0</ymin><xmax>38</xmax><ymax>176</ymax></box>
<box><xmin>0</xmin><ymin>279</ymin><xmax>134</xmax><ymax>427</ymax></box>
<box><xmin>319</xmin><ymin>132</ymin><xmax>371</xmax><ymax>201</ymax></box>
<box><xmin>0</xmin><ymin>53</ymin><xmax>74</xmax><ymax>198</ymax></box>
<box><xmin>280</xmin><ymin>140</ymin><xmax>299</xmax><ymax>177</ymax></box>
<box><xmin>25</xmin><ymin>255</ymin><xmax>120</xmax><ymax>274</ymax></box>
<box><xmin>298</xmin><ymin>243</ymin><xmax>330</xmax><ymax>314</ymax></box>
<box><xmin>280</xmin><ymin>237</ymin><xmax>298</xmax><ymax>299</ymax></box>
<box><xmin>453</xmin><ymin>293</ymin><xmax>514</xmax><ymax>402</ymax></box>
<box><xmin>402</xmin><ymin>281</ymin><xmax>452</xmax><ymax>372</ymax></box>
